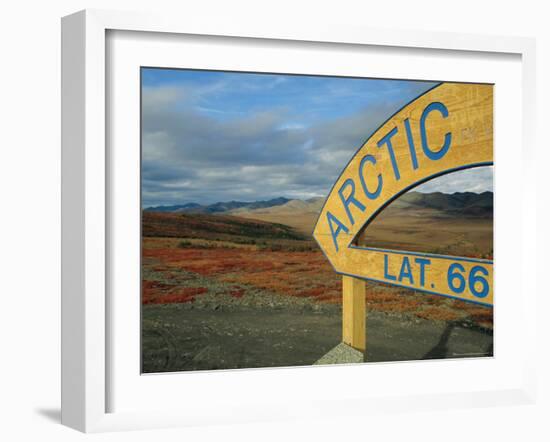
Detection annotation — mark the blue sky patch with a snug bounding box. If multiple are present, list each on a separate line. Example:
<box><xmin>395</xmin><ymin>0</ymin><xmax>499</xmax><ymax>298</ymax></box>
<box><xmin>141</xmin><ymin>68</ymin><xmax>492</xmax><ymax>207</ymax></box>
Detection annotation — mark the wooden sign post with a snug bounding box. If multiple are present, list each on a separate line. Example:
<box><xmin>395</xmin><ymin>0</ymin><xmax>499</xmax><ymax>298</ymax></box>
<box><xmin>342</xmin><ymin>275</ymin><xmax>366</xmax><ymax>352</ymax></box>
<box><xmin>313</xmin><ymin>82</ymin><xmax>493</xmax><ymax>361</ymax></box>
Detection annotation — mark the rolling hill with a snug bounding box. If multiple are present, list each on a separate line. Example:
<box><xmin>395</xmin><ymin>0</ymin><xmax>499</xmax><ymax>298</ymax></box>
<box><xmin>142</xmin><ymin>211</ymin><xmax>307</xmax><ymax>242</ymax></box>
<box><xmin>391</xmin><ymin>191</ymin><xmax>493</xmax><ymax>218</ymax></box>
<box><xmin>228</xmin><ymin>191</ymin><xmax>493</xmax><ymax>235</ymax></box>
<box><xmin>144</xmin><ymin>192</ymin><xmax>493</xmax><ymax>249</ymax></box>
<box><xmin>228</xmin><ymin>197</ymin><xmax>324</xmax><ymax>234</ymax></box>
<box><xmin>144</xmin><ymin>197</ymin><xmax>291</xmax><ymax>214</ymax></box>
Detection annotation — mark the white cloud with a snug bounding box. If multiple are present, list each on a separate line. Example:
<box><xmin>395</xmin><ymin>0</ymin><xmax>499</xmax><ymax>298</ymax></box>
<box><xmin>414</xmin><ymin>167</ymin><xmax>493</xmax><ymax>193</ymax></box>
<box><xmin>141</xmin><ymin>79</ymin><xmax>492</xmax><ymax>207</ymax></box>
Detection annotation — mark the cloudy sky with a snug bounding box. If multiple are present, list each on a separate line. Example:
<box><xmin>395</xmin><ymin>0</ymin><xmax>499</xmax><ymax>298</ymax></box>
<box><xmin>141</xmin><ymin>68</ymin><xmax>493</xmax><ymax>207</ymax></box>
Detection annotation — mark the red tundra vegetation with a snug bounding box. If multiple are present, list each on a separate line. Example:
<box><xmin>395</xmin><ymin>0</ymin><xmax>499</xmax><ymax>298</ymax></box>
<box><xmin>141</xmin><ymin>212</ymin><xmax>493</xmax><ymax>328</ymax></box>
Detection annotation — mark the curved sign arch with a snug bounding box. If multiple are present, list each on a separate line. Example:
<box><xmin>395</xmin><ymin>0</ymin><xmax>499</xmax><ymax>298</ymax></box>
<box><xmin>313</xmin><ymin>82</ymin><xmax>493</xmax><ymax>306</ymax></box>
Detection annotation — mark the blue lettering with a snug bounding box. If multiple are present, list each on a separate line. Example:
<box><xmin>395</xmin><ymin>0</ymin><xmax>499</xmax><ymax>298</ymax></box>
<box><xmin>448</xmin><ymin>262</ymin><xmax>466</xmax><ymax>293</ymax></box>
<box><xmin>398</xmin><ymin>256</ymin><xmax>414</xmax><ymax>284</ymax></box>
<box><xmin>420</xmin><ymin>102</ymin><xmax>452</xmax><ymax>160</ymax></box>
<box><xmin>338</xmin><ymin>178</ymin><xmax>366</xmax><ymax>226</ymax></box>
<box><xmin>377</xmin><ymin>127</ymin><xmax>401</xmax><ymax>180</ymax></box>
<box><xmin>327</xmin><ymin>211</ymin><xmax>349</xmax><ymax>252</ymax></box>
<box><xmin>384</xmin><ymin>254</ymin><xmax>397</xmax><ymax>281</ymax></box>
<box><xmin>414</xmin><ymin>257</ymin><xmax>431</xmax><ymax>287</ymax></box>
<box><xmin>404</xmin><ymin>118</ymin><xmax>419</xmax><ymax>170</ymax></box>
<box><xmin>359</xmin><ymin>154</ymin><xmax>383</xmax><ymax>200</ymax></box>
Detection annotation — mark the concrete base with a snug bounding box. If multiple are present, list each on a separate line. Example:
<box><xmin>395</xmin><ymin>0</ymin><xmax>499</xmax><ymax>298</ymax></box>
<box><xmin>314</xmin><ymin>342</ymin><xmax>365</xmax><ymax>365</ymax></box>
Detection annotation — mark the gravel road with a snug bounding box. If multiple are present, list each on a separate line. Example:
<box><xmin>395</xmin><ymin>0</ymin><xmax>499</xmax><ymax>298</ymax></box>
<box><xmin>142</xmin><ymin>299</ymin><xmax>492</xmax><ymax>373</ymax></box>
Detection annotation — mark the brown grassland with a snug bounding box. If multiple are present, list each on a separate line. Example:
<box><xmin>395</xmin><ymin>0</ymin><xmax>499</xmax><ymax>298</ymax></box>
<box><xmin>357</xmin><ymin>205</ymin><xmax>493</xmax><ymax>259</ymax></box>
<box><xmin>142</xmin><ymin>209</ymin><xmax>493</xmax><ymax>329</ymax></box>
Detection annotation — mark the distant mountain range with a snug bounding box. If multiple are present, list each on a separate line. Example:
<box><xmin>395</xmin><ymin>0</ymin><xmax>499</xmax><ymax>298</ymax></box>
<box><xmin>144</xmin><ymin>197</ymin><xmax>292</xmax><ymax>214</ymax></box>
<box><xmin>391</xmin><ymin>191</ymin><xmax>493</xmax><ymax>218</ymax></box>
<box><xmin>145</xmin><ymin>191</ymin><xmax>493</xmax><ymax>236</ymax></box>
<box><xmin>145</xmin><ymin>192</ymin><xmax>492</xmax><ymax>217</ymax></box>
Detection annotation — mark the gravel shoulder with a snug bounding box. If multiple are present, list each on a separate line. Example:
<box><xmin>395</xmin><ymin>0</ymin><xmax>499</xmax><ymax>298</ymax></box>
<box><xmin>142</xmin><ymin>298</ymin><xmax>493</xmax><ymax>373</ymax></box>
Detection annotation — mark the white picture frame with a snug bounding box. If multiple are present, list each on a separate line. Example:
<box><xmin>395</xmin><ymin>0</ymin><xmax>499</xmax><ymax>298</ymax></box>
<box><xmin>61</xmin><ymin>9</ymin><xmax>538</xmax><ymax>433</ymax></box>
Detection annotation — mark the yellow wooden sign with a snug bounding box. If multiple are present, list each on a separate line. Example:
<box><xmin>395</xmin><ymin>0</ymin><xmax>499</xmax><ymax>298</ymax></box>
<box><xmin>313</xmin><ymin>83</ymin><xmax>493</xmax><ymax>307</ymax></box>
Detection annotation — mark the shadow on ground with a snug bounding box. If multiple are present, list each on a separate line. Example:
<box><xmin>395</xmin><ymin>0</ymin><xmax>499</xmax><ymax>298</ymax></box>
<box><xmin>422</xmin><ymin>320</ymin><xmax>494</xmax><ymax>360</ymax></box>
<box><xmin>367</xmin><ymin>314</ymin><xmax>493</xmax><ymax>363</ymax></box>
<box><xmin>142</xmin><ymin>305</ymin><xmax>493</xmax><ymax>373</ymax></box>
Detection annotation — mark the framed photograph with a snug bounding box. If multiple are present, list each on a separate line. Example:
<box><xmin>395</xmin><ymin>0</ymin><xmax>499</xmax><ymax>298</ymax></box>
<box><xmin>61</xmin><ymin>9</ymin><xmax>537</xmax><ymax>432</ymax></box>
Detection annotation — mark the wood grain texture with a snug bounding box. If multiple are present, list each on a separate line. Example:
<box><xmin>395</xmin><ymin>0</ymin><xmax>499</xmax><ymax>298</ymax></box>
<box><xmin>313</xmin><ymin>82</ymin><xmax>493</xmax><ymax>306</ymax></box>
<box><xmin>342</xmin><ymin>275</ymin><xmax>366</xmax><ymax>353</ymax></box>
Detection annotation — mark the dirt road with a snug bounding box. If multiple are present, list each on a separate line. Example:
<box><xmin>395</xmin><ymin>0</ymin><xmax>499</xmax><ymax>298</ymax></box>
<box><xmin>142</xmin><ymin>303</ymin><xmax>493</xmax><ymax>373</ymax></box>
